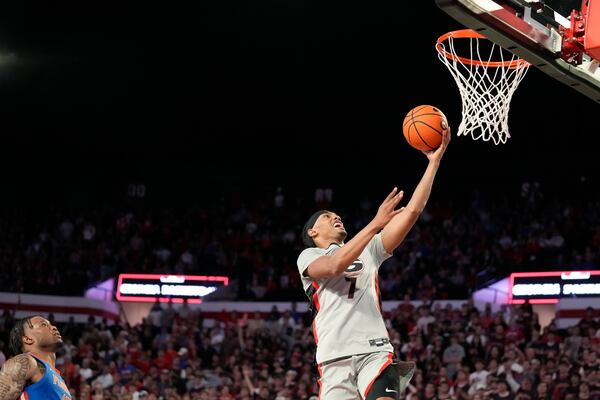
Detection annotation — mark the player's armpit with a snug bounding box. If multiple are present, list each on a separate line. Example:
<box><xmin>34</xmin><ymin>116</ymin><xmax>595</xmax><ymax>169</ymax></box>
<box><xmin>0</xmin><ymin>354</ymin><xmax>36</xmax><ymax>400</ymax></box>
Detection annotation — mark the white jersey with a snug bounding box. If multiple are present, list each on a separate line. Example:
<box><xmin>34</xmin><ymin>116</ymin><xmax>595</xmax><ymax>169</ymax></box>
<box><xmin>297</xmin><ymin>233</ymin><xmax>393</xmax><ymax>364</ymax></box>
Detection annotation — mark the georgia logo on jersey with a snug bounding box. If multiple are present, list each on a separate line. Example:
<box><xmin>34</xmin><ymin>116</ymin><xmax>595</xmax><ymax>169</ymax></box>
<box><xmin>343</xmin><ymin>259</ymin><xmax>364</xmax><ymax>278</ymax></box>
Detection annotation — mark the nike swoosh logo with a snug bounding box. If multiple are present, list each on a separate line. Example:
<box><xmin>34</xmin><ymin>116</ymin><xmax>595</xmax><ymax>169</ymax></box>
<box><xmin>385</xmin><ymin>388</ymin><xmax>398</xmax><ymax>393</ymax></box>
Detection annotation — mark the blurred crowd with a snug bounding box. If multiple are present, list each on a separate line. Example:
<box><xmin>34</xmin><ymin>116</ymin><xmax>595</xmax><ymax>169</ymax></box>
<box><xmin>0</xmin><ymin>181</ymin><xmax>599</xmax><ymax>301</ymax></box>
<box><xmin>1</xmin><ymin>299</ymin><xmax>600</xmax><ymax>399</ymax></box>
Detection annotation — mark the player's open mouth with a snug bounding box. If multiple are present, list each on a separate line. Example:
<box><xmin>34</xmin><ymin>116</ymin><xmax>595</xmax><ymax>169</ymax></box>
<box><xmin>333</xmin><ymin>222</ymin><xmax>343</xmax><ymax>228</ymax></box>
<box><xmin>54</xmin><ymin>333</ymin><xmax>62</xmax><ymax>338</ymax></box>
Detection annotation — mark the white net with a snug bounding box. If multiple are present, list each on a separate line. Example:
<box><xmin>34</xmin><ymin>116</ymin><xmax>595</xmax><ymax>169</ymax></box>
<box><xmin>436</xmin><ymin>30</ymin><xmax>530</xmax><ymax>145</ymax></box>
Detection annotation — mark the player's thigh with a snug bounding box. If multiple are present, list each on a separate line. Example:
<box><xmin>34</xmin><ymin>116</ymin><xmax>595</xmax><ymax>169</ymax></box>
<box><xmin>319</xmin><ymin>358</ymin><xmax>359</xmax><ymax>400</ymax></box>
<box><xmin>356</xmin><ymin>352</ymin><xmax>399</xmax><ymax>400</ymax></box>
<box><xmin>364</xmin><ymin>364</ymin><xmax>401</xmax><ymax>400</ymax></box>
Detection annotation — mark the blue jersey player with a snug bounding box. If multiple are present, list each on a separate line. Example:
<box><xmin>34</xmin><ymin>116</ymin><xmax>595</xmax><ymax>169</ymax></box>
<box><xmin>0</xmin><ymin>315</ymin><xmax>72</xmax><ymax>399</ymax></box>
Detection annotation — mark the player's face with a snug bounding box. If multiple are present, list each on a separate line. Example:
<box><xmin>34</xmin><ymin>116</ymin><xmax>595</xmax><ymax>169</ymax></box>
<box><xmin>26</xmin><ymin>316</ymin><xmax>63</xmax><ymax>351</ymax></box>
<box><xmin>310</xmin><ymin>212</ymin><xmax>347</xmax><ymax>244</ymax></box>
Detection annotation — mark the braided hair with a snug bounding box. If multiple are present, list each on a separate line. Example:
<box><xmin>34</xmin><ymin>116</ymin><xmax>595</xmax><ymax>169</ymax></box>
<box><xmin>8</xmin><ymin>316</ymin><xmax>36</xmax><ymax>356</ymax></box>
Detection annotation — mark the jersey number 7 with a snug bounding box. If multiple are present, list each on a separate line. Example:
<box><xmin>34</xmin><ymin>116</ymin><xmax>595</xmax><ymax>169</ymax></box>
<box><xmin>345</xmin><ymin>277</ymin><xmax>357</xmax><ymax>299</ymax></box>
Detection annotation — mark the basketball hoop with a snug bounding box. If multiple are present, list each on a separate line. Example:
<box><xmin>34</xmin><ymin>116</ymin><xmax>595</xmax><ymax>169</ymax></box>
<box><xmin>436</xmin><ymin>29</ymin><xmax>530</xmax><ymax>145</ymax></box>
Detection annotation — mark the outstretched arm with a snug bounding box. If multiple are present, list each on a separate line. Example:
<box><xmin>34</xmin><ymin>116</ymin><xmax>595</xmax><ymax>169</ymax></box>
<box><xmin>381</xmin><ymin>128</ymin><xmax>451</xmax><ymax>254</ymax></box>
<box><xmin>305</xmin><ymin>188</ymin><xmax>405</xmax><ymax>279</ymax></box>
<box><xmin>242</xmin><ymin>366</ymin><xmax>258</xmax><ymax>394</ymax></box>
<box><xmin>0</xmin><ymin>354</ymin><xmax>37</xmax><ymax>399</ymax></box>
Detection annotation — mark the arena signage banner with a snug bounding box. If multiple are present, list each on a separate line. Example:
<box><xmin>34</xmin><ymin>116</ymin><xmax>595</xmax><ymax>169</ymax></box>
<box><xmin>509</xmin><ymin>271</ymin><xmax>600</xmax><ymax>304</ymax></box>
<box><xmin>116</xmin><ymin>273</ymin><xmax>229</xmax><ymax>303</ymax></box>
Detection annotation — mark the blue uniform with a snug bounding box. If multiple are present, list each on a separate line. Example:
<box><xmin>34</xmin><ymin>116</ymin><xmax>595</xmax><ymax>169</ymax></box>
<box><xmin>21</xmin><ymin>353</ymin><xmax>71</xmax><ymax>400</ymax></box>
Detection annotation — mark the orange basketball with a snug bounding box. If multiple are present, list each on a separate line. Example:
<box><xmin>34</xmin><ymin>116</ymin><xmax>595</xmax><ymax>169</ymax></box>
<box><xmin>402</xmin><ymin>105</ymin><xmax>448</xmax><ymax>151</ymax></box>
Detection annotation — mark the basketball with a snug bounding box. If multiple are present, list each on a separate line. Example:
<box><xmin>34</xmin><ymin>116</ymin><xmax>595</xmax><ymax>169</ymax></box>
<box><xmin>402</xmin><ymin>105</ymin><xmax>448</xmax><ymax>151</ymax></box>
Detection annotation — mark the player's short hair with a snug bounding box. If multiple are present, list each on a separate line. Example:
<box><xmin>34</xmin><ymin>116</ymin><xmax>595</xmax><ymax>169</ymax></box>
<box><xmin>8</xmin><ymin>316</ymin><xmax>37</xmax><ymax>356</ymax></box>
<box><xmin>302</xmin><ymin>210</ymin><xmax>329</xmax><ymax>247</ymax></box>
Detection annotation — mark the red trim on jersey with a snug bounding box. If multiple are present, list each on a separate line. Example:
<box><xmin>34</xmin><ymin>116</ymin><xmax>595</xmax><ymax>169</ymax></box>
<box><xmin>363</xmin><ymin>353</ymin><xmax>393</xmax><ymax>398</ymax></box>
<box><xmin>317</xmin><ymin>364</ymin><xmax>323</xmax><ymax>399</ymax></box>
<box><xmin>374</xmin><ymin>275</ymin><xmax>381</xmax><ymax>315</ymax></box>
<box><xmin>21</xmin><ymin>392</ymin><xmax>29</xmax><ymax>400</ymax></box>
<box><xmin>312</xmin><ymin>281</ymin><xmax>321</xmax><ymax>344</ymax></box>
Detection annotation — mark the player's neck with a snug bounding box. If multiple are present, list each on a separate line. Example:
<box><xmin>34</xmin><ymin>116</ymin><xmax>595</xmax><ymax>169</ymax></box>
<box><xmin>315</xmin><ymin>238</ymin><xmax>343</xmax><ymax>248</ymax></box>
<box><xmin>29</xmin><ymin>350</ymin><xmax>56</xmax><ymax>367</ymax></box>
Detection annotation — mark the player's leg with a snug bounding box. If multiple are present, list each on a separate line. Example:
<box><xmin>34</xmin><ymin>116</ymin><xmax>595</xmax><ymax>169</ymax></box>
<box><xmin>365</xmin><ymin>365</ymin><xmax>399</xmax><ymax>400</ymax></box>
<box><xmin>318</xmin><ymin>357</ymin><xmax>360</xmax><ymax>400</ymax></box>
<box><xmin>356</xmin><ymin>352</ymin><xmax>415</xmax><ymax>400</ymax></box>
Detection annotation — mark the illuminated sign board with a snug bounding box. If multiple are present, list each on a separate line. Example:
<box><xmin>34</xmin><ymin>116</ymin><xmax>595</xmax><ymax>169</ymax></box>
<box><xmin>116</xmin><ymin>274</ymin><xmax>229</xmax><ymax>303</ymax></box>
<box><xmin>509</xmin><ymin>271</ymin><xmax>600</xmax><ymax>304</ymax></box>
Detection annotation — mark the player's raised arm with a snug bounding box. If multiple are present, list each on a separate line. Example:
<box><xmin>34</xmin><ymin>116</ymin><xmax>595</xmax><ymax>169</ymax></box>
<box><xmin>304</xmin><ymin>188</ymin><xmax>404</xmax><ymax>279</ymax></box>
<box><xmin>381</xmin><ymin>127</ymin><xmax>451</xmax><ymax>254</ymax></box>
<box><xmin>0</xmin><ymin>354</ymin><xmax>37</xmax><ymax>400</ymax></box>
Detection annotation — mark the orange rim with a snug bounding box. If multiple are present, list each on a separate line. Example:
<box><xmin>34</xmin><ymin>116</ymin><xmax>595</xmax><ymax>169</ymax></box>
<box><xmin>436</xmin><ymin>29</ymin><xmax>530</xmax><ymax>68</ymax></box>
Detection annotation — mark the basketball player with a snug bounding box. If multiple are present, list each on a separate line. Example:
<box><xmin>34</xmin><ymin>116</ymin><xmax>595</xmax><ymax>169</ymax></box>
<box><xmin>298</xmin><ymin>129</ymin><xmax>450</xmax><ymax>400</ymax></box>
<box><xmin>0</xmin><ymin>315</ymin><xmax>72</xmax><ymax>399</ymax></box>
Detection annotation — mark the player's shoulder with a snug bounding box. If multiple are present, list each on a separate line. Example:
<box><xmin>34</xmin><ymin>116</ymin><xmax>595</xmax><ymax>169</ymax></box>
<box><xmin>6</xmin><ymin>353</ymin><xmax>37</xmax><ymax>365</ymax></box>
<box><xmin>297</xmin><ymin>247</ymin><xmax>321</xmax><ymax>267</ymax></box>
<box><xmin>298</xmin><ymin>246</ymin><xmax>324</xmax><ymax>258</ymax></box>
<box><xmin>297</xmin><ymin>244</ymin><xmax>339</xmax><ymax>261</ymax></box>
<box><xmin>2</xmin><ymin>353</ymin><xmax>38</xmax><ymax>374</ymax></box>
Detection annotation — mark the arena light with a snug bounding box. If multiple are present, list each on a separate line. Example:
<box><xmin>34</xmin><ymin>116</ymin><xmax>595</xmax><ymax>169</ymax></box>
<box><xmin>116</xmin><ymin>274</ymin><xmax>229</xmax><ymax>303</ymax></box>
<box><xmin>508</xmin><ymin>271</ymin><xmax>600</xmax><ymax>303</ymax></box>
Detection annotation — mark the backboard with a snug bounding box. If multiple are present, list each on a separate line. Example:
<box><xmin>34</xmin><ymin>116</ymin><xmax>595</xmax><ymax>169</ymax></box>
<box><xmin>435</xmin><ymin>0</ymin><xmax>600</xmax><ymax>103</ymax></box>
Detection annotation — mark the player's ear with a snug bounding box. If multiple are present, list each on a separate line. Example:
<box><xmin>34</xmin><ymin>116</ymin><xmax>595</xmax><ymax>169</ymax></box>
<box><xmin>308</xmin><ymin>228</ymin><xmax>317</xmax><ymax>239</ymax></box>
<box><xmin>22</xmin><ymin>334</ymin><xmax>34</xmax><ymax>346</ymax></box>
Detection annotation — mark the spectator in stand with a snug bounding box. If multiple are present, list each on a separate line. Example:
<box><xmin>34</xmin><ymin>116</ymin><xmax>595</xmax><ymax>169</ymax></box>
<box><xmin>469</xmin><ymin>359</ymin><xmax>489</xmax><ymax>395</ymax></box>
<box><xmin>0</xmin><ymin>179</ymin><xmax>600</xmax><ymax>398</ymax></box>
<box><xmin>1</xmin><ymin>301</ymin><xmax>599</xmax><ymax>399</ymax></box>
<box><xmin>0</xmin><ymin>179</ymin><xmax>599</xmax><ymax>301</ymax></box>
<box><xmin>442</xmin><ymin>336</ymin><xmax>465</xmax><ymax>378</ymax></box>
